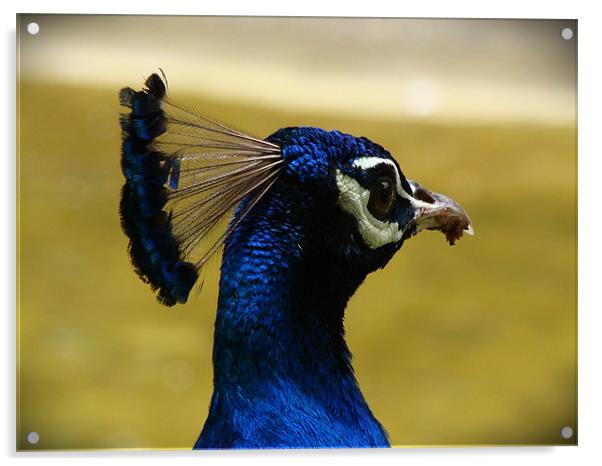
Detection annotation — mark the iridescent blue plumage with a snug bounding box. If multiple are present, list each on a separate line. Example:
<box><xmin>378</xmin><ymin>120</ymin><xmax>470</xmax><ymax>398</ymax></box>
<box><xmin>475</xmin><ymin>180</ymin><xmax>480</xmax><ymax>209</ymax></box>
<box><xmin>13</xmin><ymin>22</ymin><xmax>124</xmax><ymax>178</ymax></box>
<box><xmin>197</xmin><ymin>131</ymin><xmax>391</xmax><ymax>448</ymax></box>
<box><xmin>119</xmin><ymin>74</ymin><xmax>472</xmax><ymax>449</ymax></box>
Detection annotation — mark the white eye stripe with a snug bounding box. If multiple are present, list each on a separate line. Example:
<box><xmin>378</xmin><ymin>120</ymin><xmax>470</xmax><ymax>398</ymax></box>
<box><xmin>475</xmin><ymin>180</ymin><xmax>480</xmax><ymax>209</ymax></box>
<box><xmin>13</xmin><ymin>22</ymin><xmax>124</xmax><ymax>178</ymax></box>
<box><xmin>351</xmin><ymin>157</ymin><xmax>414</xmax><ymax>202</ymax></box>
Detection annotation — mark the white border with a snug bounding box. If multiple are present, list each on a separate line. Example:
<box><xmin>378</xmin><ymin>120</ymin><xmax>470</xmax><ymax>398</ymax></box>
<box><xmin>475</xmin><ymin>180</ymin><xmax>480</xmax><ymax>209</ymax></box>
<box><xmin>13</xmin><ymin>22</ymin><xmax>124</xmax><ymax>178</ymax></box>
<box><xmin>3</xmin><ymin>1</ymin><xmax>600</xmax><ymax>466</ymax></box>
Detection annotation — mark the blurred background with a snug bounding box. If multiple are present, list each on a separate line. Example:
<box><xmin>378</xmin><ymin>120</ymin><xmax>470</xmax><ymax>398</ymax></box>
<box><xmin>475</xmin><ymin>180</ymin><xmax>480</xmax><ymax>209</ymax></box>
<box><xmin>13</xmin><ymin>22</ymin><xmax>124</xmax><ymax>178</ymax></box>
<box><xmin>17</xmin><ymin>15</ymin><xmax>576</xmax><ymax>450</ymax></box>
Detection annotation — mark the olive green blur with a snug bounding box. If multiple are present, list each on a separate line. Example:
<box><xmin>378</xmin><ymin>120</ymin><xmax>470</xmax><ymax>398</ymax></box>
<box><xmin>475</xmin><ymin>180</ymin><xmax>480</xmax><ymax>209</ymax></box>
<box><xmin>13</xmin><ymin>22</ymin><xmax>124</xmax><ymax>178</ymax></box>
<box><xmin>17</xmin><ymin>16</ymin><xmax>576</xmax><ymax>450</ymax></box>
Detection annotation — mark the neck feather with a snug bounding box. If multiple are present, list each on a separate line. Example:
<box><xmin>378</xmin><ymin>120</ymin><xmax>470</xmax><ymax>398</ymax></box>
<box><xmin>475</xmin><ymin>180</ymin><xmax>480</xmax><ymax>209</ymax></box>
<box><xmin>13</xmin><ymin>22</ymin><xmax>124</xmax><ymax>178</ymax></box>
<box><xmin>196</xmin><ymin>182</ymin><xmax>389</xmax><ymax>448</ymax></box>
<box><xmin>213</xmin><ymin>185</ymin><xmax>358</xmax><ymax>392</ymax></box>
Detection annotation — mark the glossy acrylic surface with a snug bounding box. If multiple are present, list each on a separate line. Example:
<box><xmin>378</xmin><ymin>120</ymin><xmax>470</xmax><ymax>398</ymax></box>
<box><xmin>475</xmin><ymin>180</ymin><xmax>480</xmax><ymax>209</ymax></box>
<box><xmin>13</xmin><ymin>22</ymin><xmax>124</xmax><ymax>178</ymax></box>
<box><xmin>17</xmin><ymin>15</ymin><xmax>576</xmax><ymax>450</ymax></box>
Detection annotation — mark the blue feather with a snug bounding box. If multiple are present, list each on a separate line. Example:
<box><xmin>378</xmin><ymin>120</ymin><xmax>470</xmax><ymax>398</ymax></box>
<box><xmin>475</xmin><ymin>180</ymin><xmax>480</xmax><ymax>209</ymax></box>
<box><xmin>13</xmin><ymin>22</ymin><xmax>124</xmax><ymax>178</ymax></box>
<box><xmin>119</xmin><ymin>74</ymin><xmax>198</xmax><ymax>306</ymax></box>
<box><xmin>196</xmin><ymin>180</ymin><xmax>390</xmax><ymax>448</ymax></box>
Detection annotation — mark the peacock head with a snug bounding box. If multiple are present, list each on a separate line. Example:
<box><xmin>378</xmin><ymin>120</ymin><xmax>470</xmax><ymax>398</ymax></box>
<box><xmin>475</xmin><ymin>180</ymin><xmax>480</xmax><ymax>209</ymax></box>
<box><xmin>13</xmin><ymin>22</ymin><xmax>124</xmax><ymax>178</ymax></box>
<box><xmin>266</xmin><ymin>126</ymin><xmax>473</xmax><ymax>273</ymax></box>
<box><xmin>119</xmin><ymin>73</ymin><xmax>473</xmax><ymax>305</ymax></box>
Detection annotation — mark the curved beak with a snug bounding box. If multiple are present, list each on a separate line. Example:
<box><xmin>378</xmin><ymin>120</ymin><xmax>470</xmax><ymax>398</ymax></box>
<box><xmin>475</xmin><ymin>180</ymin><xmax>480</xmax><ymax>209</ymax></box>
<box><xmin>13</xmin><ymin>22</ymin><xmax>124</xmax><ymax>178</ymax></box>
<box><xmin>405</xmin><ymin>180</ymin><xmax>474</xmax><ymax>246</ymax></box>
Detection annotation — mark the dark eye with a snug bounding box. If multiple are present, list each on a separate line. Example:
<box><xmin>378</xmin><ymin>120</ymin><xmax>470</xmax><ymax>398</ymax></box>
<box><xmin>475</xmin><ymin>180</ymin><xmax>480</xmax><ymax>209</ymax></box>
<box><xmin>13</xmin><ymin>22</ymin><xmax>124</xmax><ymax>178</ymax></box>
<box><xmin>367</xmin><ymin>175</ymin><xmax>395</xmax><ymax>221</ymax></box>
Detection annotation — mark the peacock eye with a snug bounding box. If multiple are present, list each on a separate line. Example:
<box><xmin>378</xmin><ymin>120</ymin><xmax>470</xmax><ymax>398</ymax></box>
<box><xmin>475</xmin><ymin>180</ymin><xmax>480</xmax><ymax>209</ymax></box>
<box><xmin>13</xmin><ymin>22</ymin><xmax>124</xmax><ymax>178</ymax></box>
<box><xmin>367</xmin><ymin>175</ymin><xmax>395</xmax><ymax>221</ymax></box>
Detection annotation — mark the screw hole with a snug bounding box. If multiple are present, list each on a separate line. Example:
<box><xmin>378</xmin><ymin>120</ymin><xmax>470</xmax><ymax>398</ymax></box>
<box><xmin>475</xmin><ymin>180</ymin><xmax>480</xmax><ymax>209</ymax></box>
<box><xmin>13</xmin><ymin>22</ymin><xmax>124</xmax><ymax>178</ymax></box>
<box><xmin>561</xmin><ymin>27</ymin><xmax>573</xmax><ymax>41</ymax></box>
<box><xmin>27</xmin><ymin>22</ymin><xmax>40</xmax><ymax>35</ymax></box>
<box><xmin>560</xmin><ymin>426</ymin><xmax>574</xmax><ymax>439</ymax></box>
<box><xmin>26</xmin><ymin>432</ymin><xmax>39</xmax><ymax>444</ymax></box>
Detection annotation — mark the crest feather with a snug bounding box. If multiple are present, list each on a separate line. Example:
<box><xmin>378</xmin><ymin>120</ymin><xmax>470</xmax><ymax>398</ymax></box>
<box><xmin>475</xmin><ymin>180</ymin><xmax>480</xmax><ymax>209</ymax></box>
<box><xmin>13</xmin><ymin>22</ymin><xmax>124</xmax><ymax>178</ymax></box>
<box><xmin>119</xmin><ymin>72</ymin><xmax>282</xmax><ymax>305</ymax></box>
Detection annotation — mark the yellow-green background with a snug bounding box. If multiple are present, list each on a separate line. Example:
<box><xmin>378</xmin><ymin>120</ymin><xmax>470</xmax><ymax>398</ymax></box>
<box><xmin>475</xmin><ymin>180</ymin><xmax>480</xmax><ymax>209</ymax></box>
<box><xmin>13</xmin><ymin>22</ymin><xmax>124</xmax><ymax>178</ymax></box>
<box><xmin>17</xmin><ymin>16</ymin><xmax>577</xmax><ymax>450</ymax></box>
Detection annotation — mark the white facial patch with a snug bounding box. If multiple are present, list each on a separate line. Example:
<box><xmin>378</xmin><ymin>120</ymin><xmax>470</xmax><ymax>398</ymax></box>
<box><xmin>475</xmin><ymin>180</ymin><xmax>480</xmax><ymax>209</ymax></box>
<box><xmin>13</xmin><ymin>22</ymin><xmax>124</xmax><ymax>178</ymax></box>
<box><xmin>337</xmin><ymin>157</ymin><xmax>474</xmax><ymax>248</ymax></box>
<box><xmin>335</xmin><ymin>156</ymin><xmax>408</xmax><ymax>249</ymax></box>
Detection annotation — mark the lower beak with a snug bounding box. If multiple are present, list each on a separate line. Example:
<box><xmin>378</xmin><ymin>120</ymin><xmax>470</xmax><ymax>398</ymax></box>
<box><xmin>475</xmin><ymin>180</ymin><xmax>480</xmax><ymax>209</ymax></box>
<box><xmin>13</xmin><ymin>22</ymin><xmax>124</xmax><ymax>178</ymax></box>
<box><xmin>405</xmin><ymin>180</ymin><xmax>474</xmax><ymax>245</ymax></box>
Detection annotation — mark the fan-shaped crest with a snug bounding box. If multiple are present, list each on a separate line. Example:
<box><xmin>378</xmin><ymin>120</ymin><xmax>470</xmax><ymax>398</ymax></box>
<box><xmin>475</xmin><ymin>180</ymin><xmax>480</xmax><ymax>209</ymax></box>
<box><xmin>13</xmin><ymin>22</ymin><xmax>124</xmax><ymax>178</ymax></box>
<box><xmin>119</xmin><ymin>73</ymin><xmax>282</xmax><ymax>305</ymax></box>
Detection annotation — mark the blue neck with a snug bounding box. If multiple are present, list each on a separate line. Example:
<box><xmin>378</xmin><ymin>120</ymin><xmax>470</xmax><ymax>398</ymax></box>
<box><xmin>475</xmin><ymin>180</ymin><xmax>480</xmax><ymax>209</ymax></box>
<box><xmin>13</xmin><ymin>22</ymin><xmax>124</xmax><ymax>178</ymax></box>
<box><xmin>195</xmin><ymin>183</ymin><xmax>390</xmax><ymax>449</ymax></box>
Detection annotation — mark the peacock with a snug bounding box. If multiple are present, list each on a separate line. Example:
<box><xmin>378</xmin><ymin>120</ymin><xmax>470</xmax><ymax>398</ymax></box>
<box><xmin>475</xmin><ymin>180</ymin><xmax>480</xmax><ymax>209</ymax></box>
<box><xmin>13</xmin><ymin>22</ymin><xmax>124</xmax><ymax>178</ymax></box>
<box><xmin>119</xmin><ymin>73</ymin><xmax>473</xmax><ymax>449</ymax></box>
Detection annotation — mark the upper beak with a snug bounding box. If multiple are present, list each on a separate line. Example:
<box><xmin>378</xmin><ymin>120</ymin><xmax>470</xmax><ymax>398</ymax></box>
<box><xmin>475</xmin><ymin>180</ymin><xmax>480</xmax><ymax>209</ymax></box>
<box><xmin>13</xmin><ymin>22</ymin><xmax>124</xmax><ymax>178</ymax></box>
<box><xmin>405</xmin><ymin>180</ymin><xmax>474</xmax><ymax>246</ymax></box>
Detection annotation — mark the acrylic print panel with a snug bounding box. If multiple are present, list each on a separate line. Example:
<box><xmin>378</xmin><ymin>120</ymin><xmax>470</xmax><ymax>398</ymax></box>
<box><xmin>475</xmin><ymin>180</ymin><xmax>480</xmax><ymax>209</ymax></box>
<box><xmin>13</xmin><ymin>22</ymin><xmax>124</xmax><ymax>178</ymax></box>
<box><xmin>16</xmin><ymin>15</ymin><xmax>577</xmax><ymax>450</ymax></box>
